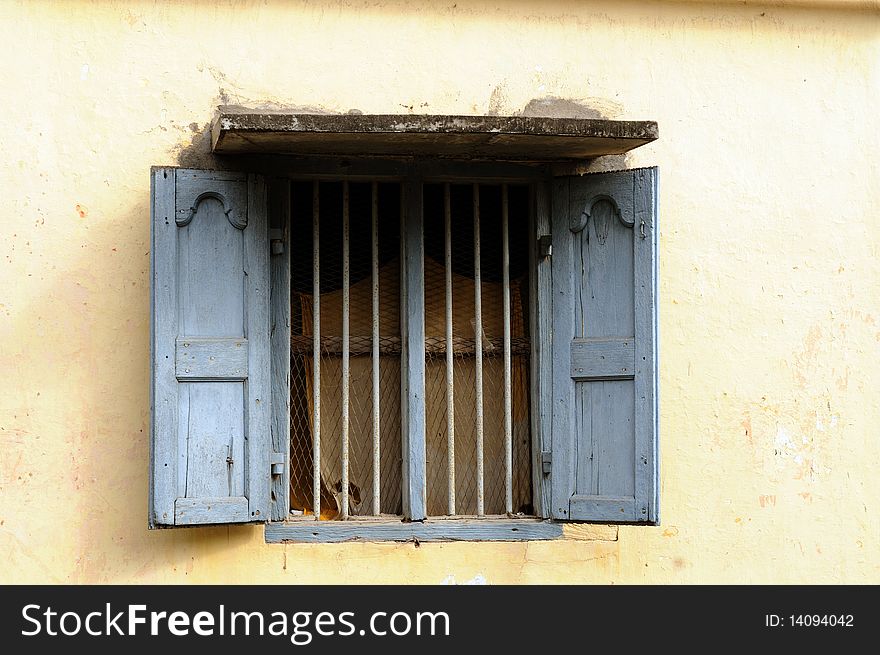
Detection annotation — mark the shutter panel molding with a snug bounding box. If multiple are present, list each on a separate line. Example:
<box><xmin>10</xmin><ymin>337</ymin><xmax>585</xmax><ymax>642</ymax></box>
<box><xmin>150</xmin><ymin>167</ymin><xmax>271</xmax><ymax>527</ymax></box>
<box><xmin>550</xmin><ymin>167</ymin><xmax>658</xmax><ymax>524</ymax></box>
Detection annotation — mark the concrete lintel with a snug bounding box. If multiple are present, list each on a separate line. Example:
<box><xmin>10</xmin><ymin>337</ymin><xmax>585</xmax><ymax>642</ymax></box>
<box><xmin>212</xmin><ymin>110</ymin><xmax>658</xmax><ymax>161</ymax></box>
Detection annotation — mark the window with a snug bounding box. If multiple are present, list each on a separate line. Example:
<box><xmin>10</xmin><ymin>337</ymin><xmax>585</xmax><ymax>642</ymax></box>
<box><xmin>150</xmin><ymin>114</ymin><xmax>659</xmax><ymax>540</ymax></box>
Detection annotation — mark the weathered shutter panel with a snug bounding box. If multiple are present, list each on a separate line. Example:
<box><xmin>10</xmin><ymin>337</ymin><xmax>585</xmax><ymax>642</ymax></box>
<box><xmin>150</xmin><ymin>168</ymin><xmax>271</xmax><ymax>527</ymax></box>
<box><xmin>550</xmin><ymin>167</ymin><xmax>658</xmax><ymax>523</ymax></box>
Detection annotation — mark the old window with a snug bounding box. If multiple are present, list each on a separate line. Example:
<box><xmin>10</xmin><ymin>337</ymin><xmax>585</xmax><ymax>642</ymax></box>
<box><xmin>149</xmin><ymin>114</ymin><xmax>659</xmax><ymax>540</ymax></box>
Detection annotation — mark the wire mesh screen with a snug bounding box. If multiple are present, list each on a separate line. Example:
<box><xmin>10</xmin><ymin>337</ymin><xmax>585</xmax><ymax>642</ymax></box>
<box><xmin>423</xmin><ymin>183</ymin><xmax>533</xmax><ymax>516</ymax></box>
<box><xmin>289</xmin><ymin>181</ymin><xmax>403</xmax><ymax>519</ymax></box>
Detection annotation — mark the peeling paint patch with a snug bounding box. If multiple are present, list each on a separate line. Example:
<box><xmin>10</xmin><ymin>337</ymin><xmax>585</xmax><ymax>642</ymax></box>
<box><xmin>487</xmin><ymin>82</ymin><xmax>509</xmax><ymax>115</ymax></box>
<box><xmin>440</xmin><ymin>574</ymin><xmax>487</xmax><ymax>585</ymax></box>
<box><xmin>773</xmin><ymin>426</ymin><xmax>819</xmax><ymax>481</ymax></box>
<box><xmin>759</xmin><ymin>494</ymin><xmax>777</xmax><ymax>508</ymax></box>
<box><xmin>774</xmin><ymin>426</ymin><xmax>795</xmax><ymax>452</ymax></box>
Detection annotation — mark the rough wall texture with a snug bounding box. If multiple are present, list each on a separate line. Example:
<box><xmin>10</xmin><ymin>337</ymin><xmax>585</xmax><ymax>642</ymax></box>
<box><xmin>0</xmin><ymin>0</ymin><xmax>877</xmax><ymax>583</ymax></box>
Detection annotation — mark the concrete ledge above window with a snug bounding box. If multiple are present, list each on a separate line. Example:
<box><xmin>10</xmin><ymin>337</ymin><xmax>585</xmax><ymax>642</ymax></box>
<box><xmin>264</xmin><ymin>519</ymin><xmax>619</xmax><ymax>544</ymax></box>
<box><xmin>211</xmin><ymin>109</ymin><xmax>658</xmax><ymax>161</ymax></box>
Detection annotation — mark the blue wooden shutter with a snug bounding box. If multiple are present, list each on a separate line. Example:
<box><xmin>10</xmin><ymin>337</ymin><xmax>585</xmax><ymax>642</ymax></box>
<box><xmin>150</xmin><ymin>168</ymin><xmax>271</xmax><ymax>527</ymax></box>
<box><xmin>550</xmin><ymin>168</ymin><xmax>658</xmax><ymax>523</ymax></box>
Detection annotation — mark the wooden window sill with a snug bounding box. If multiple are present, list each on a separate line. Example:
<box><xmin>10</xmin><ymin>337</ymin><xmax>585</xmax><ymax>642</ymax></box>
<box><xmin>264</xmin><ymin>517</ymin><xmax>618</xmax><ymax>544</ymax></box>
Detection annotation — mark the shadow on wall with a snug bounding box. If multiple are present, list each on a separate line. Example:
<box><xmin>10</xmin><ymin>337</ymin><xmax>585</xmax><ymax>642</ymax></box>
<box><xmin>518</xmin><ymin>96</ymin><xmax>632</xmax><ymax>172</ymax></box>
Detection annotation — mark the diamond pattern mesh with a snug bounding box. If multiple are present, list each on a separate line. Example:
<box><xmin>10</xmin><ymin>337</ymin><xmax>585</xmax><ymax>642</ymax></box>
<box><xmin>289</xmin><ymin>182</ymin><xmax>402</xmax><ymax>519</ymax></box>
<box><xmin>423</xmin><ymin>184</ymin><xmax>533</xmax><ymax>516</ymax></box>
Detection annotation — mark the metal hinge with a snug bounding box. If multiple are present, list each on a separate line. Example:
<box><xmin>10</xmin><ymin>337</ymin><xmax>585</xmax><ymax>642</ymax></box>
<box><xmin>542</xmin><ymin>451</ymin><xmax>552</xmax><ymax>475</ymax></box>
<box><xmin>537</xmin><ymin>235</ymin><xmax>552</xmax><ymax>259</ymax></box>
<box><xmin>269</xmin><ymin>228</ymin><xmax>284</xmax><ymax>255</ymax></box>
<box><xmin>270</xmin><ymin>452</ymin><xmax>285</xmax><ymax>476</ymax></box>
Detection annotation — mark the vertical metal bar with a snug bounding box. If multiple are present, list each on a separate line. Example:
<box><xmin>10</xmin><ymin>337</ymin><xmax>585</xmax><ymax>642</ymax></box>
<box><xmin>371</xmin><ymin>182</ymin><xmax>381</xmax><ymax>516</ymax></box>
<box><xmin>341</xmin><ymin>180</ymin><xmax>350</xmax><ymax>519</ymax></box>
<box><xmin>312</xmin><ymin>181</ymin><xmax>321</xmax><ymax>520</ymax></box>
<box><xmin>444</xmin><ymin>183</ymin><xmax>455</xmax><ymax>516</ymax></box>
<box><xmin>502</xmin><ymin>184</ymin><xmax>513</xmax><ymax>515</ymax></box>
<box><xmin>473</xmin><ymin>183</ymin><xmax>485</xmax><ymax>517</ymax></box>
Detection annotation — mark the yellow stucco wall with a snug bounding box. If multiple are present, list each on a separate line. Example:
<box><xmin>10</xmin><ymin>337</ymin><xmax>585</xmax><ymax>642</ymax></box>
<box><xmin>1</xmin><ymin>0</ymin><xmax>877</xmax><ymax>584</ymax></box>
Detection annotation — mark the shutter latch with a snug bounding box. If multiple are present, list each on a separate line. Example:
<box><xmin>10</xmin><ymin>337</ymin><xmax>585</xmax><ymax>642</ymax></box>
<box><xmin>541</xmin><ymin>451</ymin><xmax>552</xmax><ymax>475</ymax></box>
<box><xmin>538</xmin><ymin>235</ymin><xmax>552</xmax><ymax>259</ymax></box>
<box><xmin>270</xmin><ymin>452</ymin><xmax>285</xmax><ymax>476</ymax></box>
<box><xmin>270</xmin><ymin>228</ymin><xmax>284</xmax><ymax>255</ymax></box>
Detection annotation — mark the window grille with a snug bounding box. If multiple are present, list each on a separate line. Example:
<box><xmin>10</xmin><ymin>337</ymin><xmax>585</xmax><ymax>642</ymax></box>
<box><xmin>288</xmin><ymin>180</ymin><xmax>532</xmax><ymax>520</ymax></box>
